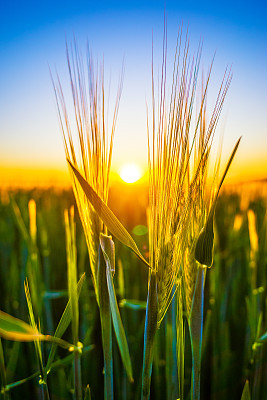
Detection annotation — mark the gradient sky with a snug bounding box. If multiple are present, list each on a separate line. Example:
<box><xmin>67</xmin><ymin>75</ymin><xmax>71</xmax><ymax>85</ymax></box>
<box><xmin>0</xmin><ymin>1</ymin><xmax>267</xmax><ymax>185</ymax></box>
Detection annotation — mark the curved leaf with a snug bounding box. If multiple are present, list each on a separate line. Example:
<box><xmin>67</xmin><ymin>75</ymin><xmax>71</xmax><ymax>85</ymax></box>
<box><xmin>100</xmin><ymin>234</ymin><xmax>134</xmax><ymax>383</ymax></box>
<box><xmin>68</xmin><ymin>159</ymin><xmax>150</xmax><ymax>268</ymax></box>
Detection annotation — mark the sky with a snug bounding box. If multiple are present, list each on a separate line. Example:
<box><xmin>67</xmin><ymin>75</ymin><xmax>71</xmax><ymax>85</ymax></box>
<box><xmin>0</xmin><ymin>1</ymin><xmax>267</xmax><ymax>186</ymax></box>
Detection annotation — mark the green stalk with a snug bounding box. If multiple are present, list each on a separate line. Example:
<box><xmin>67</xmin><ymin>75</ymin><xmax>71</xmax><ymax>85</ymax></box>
<box><xmin>141</xmin><ymin>272</ymin><xmax>158</xmax><ymax>400</ymax></box>
<box><xmin>98</xmin><ymin>247</ymin><xmax>113</xmax><ymax>400</ymax></box>
<box><xmin>0</xmin><ymin>338</ymin><xmax>9</xmax><ymax>400</ymax></box>
<box><xmin>189</xmin><ymin>268</ymin><xmax>205</xmax><ymax>400</ymax></box>
<box><xmin>165</xmin><ymin>288</ymin><xmax>178</xmax><ymax>400</ymax></box>
<box><xmin>73</xmin><ymin>353</ymin><xmax>82</xmax><ymax>400</ymax></box>
<box><xmin>65</xmin><ymin>208</ymin><xmax>82</xmax><ymax>400</ymax></box>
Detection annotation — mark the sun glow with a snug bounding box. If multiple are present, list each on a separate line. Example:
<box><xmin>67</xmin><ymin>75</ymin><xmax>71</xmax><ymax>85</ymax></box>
<box><xmin>119</xmin><ymin>163</ymin><xmax>143</xmax><ymax>183</ymax></box>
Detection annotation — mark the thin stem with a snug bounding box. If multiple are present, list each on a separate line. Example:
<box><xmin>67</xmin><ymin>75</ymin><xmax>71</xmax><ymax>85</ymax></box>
<box><xmin>141</xmin><ymin>272</ymin><xmax>158</xmax><ymax>400</ymax></box>
<box><xmin>74</xmin><ymin>352</ymin><xmax>82</xmax><ymax>400</ymax></box>
<box><xmin>189</xmin><ymin>268</ymin><xmax>205</xmax><ymax>400</ymax></box>
<box><xmin>98</xmin><ymin>247</ymin><xmax>113</xmax><ymax>400</ymax></box>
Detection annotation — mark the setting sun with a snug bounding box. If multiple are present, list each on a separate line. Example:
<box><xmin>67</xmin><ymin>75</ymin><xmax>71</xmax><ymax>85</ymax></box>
<box><xmin>119</xmin><ymin>163</ymin><xmax>143</xmax><ymax>183</ymax></box>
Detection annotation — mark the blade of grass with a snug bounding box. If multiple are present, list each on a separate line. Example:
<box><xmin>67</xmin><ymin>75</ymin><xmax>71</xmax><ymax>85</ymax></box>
<box><xmin>45</xmin><ymin>273</ymin><xmax>85</xmax><ymax>375</ymax></box>
<box><xmin>98</xmin><ymin>245</ymin><xmax>113</xmax><ymax>400</ymax></box>
<box><xmin>195</xmin><ymin>138</ymin><xmax>241</xmax><ymax>267</ymax></box>
<box><xmin>100</xmin><ymin>234</ymin><xmax>133</xmax><ymax>383</ymax></box>
<box><xmin>84</xmin><ymin>384</ymin><xmax>92</xmax><ymax>400</ymax></box>
<box><xmin>64</xmin><ymin>207</ymin><xmax>82</xmax><ymax>400</ymax></box>
<box><xmin>5</xmin><ymin>345</ymin><xmax>94</xmax><ymax>392</ymax></box>
<box><xmin>6</xmin><ymin>341</ymin><xmax>20</xmax><ymax>383</ymax></box>
<box><xmin>0</xmin><ymin>338</ymin><xmax>8</xmax><ymax>399</ymax></box>
<box><xmin>24</xmin><ymin>279</ymin><xmax>50</xmax><ymax>400</ymax></box>
<box><xmin>0</xmin><ymin>310</ymin><xmax>42</xmax><ymax>342</ymax></box>
<box><xmin>68</xmin><ymin>159</ymin><xmax>150</xmax><ymax>268</ymax></box>
<box><xmin>241</xmin><ymin>380</ymin><xmax>251</xmax><ymax>400</ymax></box>
<box><xmin>0</xmin><ymin>310</ymin><xmax>78</xmax><ymax>350</ymax></box>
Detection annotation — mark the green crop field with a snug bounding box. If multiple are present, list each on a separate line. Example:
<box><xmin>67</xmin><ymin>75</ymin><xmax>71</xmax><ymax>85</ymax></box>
<box><xmin>0</xmin><ymin>182</ymin><xmax>266</xmax><ymax>400</ymax></box>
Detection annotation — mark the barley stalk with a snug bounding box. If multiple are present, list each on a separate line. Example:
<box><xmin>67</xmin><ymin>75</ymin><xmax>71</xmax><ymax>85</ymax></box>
<box><xmin>143</xmin><ymin>23</ymin><xmax>235</xmax><ymax>399</ymax></box>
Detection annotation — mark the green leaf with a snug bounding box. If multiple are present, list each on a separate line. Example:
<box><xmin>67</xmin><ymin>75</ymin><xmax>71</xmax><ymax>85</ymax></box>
<box><xmin>5</xmin><ymin>345</ymin><xmax>94</xmax><ymax>392</ymax></box>
<box><xmin>84</xmin><ymin>384</ymin><xmax>92</xmax><ymax>400</ymax></box>
<box><xmin>257</xmin><ymin>331</ymin><xmax>267</xmax><ymax>343</ymax></box>
<box><xmin>0</xmin><ymin>310</ymin><xmax>43</xmax><ymax>342</ymax></box>
<box><xmin>42</xmin><ymin>291</ymin><xmax>68</xmax><ymax>300</ymax></box>
<box><xmin>67</xmin><ymin>159</ymin><xmax>150</xmax><ymax>268</ymax></box>
<box><xmin>189</xmin><ymin>269</ymin><xmax>205</xmax><ymax>400</ymax></box>
<box><xmin>194</xmin><ymin>137</ymin><xmax>241</xmax><ymax>267</ymax></box>
<box><xmin>0</xmin><ymin>310</ymin><xmax>74</xmax><ymax>350</ymax></box>
<box><xmin>132</xmin><ymin>225</ymin><xmax>148</xmax><ymax>236</ymax></box>
<box><xmin>98</xmin><ymin>243</ymin><xmax>113</xmax><ymax>400</ymax></box>
<box><xmin>9</xmin><ymin>197</ymin><xmax>32</xmax><ymax>249</ymax></box>
<box><xmin>0</xmin><ymin>338</ymin><xmax>7</xmax><ymax>395</ymax></box>
<box><xmin>100</xmin><ymin>234</ymin><xmax>134</xmax><ymax>383</ymax></box>
<box><xmin>194</xmin><ymin>213</ymin><xmax>214</xmax><ymax>267</ymax></box>
<box><xmin>119</xmin><ymin>299</ymin><xmax>147</xmax><ymax>310</ymax></box>
<box><xmin>241</xmin><ymin>380</ymin><xmax>251</xmax><ymax>400</ymax></box>
<box><xmin>6</xmin><ymin>341</ymin><xmax>20</xmax><ymax>383</ymax></box>
<box><xmin>64</xmin><ymin>207</ymin><xmax>79</xmax><ymax>345</ymax></box>
<box><xmin>45</xmin><ymin>273</ymin><xmax>86</xmax><ymax>374</ymax></box>
<box><xmin>215</xmin><ymin>137</ymin><xmax>241</xmax><ymax>200</ymax></box>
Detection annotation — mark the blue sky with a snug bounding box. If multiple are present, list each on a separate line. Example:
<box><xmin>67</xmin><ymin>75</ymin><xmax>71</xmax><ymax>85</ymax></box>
<box><xmin>0</xmin><ymin>1</ymin><xmax>267</xmax><ymax>183</ymax></box>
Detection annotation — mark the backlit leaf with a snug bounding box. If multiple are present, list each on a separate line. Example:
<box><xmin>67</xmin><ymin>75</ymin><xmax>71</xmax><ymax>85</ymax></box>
<box><xmin>241</xmin><ymin>380</ymin><xmax>251</xmax><ymax>400</ymax></box>
<box><xmin>194</xmin><ymin>137</ymin><xmax>241</xmax><ymax>267</ymax></box>
<box><xmin>100</xmin><ymin>234</ymin><xmax>134</xmax><ymax>383</ymax></box>
<box><xmin>45</xmin><ymin>273</ymin><xmax>86</xmax><ymax>374</ymax></box>
<box><xmin>68</xmin><ymin>159</ymin><xmax>150</xmax><ymax>268</ymax></box>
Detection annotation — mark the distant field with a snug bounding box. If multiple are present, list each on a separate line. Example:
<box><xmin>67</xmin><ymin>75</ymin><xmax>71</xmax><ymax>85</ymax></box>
<box><xmin>0</xmin><ymin>182</ymin><xmax>266</xmax><ymax>399</ymax></box>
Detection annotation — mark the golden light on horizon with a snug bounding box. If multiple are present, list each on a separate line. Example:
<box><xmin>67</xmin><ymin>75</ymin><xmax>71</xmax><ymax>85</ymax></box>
<box><xmin>119</xmin><ymin>163</ymin><xmax>143</xmax><ymax>183</ymax></box>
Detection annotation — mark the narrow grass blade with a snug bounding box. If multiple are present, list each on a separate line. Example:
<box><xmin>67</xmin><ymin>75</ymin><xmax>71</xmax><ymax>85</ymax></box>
<box><xmin>9</xmin><ymin>197</ymin><xmax>32</xmax><ymax>248</ymax></box>
<box><xmin>64</xmin><ymin>207</ymin><xmax>82</xmax><ymax>400</ymax></box>
<box><xmin>45</xmin><ymin>273</ymin><xmax>85</xmax><ymax>374</ymax></box>
<box><xmin>141</xmin><ymin>272</ymin><xmax>158</xmax><ymax>400</ymax></box>
<box><xmin>194</xmin><ymin>138</ymin><xmax>241</xmax><ymax>267</ymax></box>
<box><xmin>5</xmin><ymin>345</ymin><xmax>94</xmax><ymax>392</ymax></box>
<box><xmin>0</xmin><ymin>310</ymin><xmax>75</xmax><ymax>350</ymax></box>
<box><xmin>6</xmin><ymin>341</ymin><xmax>20</xmax><ymax>383</ymax></box>
<box><xmin>24</xmin><ymin>278</ymin><xmax>47</xmax><ymax>398</ymax></box>
<box><xmin>0</xmin><ymin>310</ymin><xmax>42</xmax><ymax>341</ymax></box>
<box><xmin>241</xmin><ymin>380</ymin><xmax>251</xmax><ymax>400</ymax></box>
<box><xmin>215</xmin><ymin>137</ymin><xmax>241</xmax><ymax>200</ymax></box>
<box><xmin>98</xmin><ymin>246</ymin><xmax>113</xmax><ymax>400</ymax></box>
<box><xmin>68</xmin><ymin>159</ymin><xmax>150</xmax><ymax>268</ymax></box>
<box><xmin>100</xmin><ymin>234</ymin><xmax>134</xmax><ymax>383</ymax></box>
<box><xmin>0</xmin><ymin>338</ymin><xmax>8</xmax><ymax>399</ymax></box>
<box><xmin>84</xmin><ymin>384</ymin><xmax>92</xmax><ymax>400</ymax></box>
<box><xmin>65</xmin><ymin>207</ymin><xmax>79</xmax><ymax>344</ymax></box>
